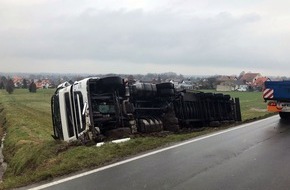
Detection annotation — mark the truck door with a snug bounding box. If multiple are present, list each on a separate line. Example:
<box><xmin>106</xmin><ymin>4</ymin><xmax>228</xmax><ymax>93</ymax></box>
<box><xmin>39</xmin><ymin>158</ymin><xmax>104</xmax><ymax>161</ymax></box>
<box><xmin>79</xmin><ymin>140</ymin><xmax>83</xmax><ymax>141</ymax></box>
<box><xmin>64</xmin><ymin>91</ymin><xmax>76</xmax><ymax>140</ymax></box>
<box><xmin>73</xmin><ymin>91</ymin><xmax>86</xmax><ymax>136</ymax></box>
<box><xmin>57</xmin><ymin>86</ymin><xmax>78</xmax><ymax>142</ymax></box>
<box><xmin>51</xmin><ymin>94</ymin><xmax>63</xmax><ymax>140</ymax></box>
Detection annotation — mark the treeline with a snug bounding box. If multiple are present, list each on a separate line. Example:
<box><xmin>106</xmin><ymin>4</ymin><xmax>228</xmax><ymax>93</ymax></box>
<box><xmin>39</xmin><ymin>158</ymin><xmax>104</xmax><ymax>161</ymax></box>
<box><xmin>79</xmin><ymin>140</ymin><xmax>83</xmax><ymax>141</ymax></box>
<box><xmin>0</xmin><ymin>76</ymin><xmax>37</xmax><ymax>94</ymax></box>
<box><xmin>0</xmin><ymin>72</ymin><xmax>211</xmax><ymax>94</ymax></box>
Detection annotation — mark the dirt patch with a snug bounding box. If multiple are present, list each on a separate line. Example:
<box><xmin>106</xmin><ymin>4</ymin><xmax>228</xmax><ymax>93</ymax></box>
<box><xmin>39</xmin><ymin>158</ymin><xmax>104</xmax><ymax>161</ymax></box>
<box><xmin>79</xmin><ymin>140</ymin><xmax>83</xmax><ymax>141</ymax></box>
<box><xmin>0</xmin><ymin>133</ymin><xmax>7</xmax><ymax>182</ymax></box>
<box><xmin>250</xmin><ymin>108</ymin><xmax>267</xmax><ymax>112</ymax></box>
<box><xmin>16</xmin><ymin>140</ymin><xmax>41</xmax><ymax>146</ymax></box>
<box><xmin>0</xmin><ymin>104</ymin><xmax>7</xmax><ymax>182</ymax></box>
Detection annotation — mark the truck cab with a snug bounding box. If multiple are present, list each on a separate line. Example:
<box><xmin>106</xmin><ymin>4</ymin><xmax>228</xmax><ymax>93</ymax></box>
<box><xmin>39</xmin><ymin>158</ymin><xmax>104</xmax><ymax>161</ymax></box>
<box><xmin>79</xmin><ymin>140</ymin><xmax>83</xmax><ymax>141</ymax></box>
<box><xmin>263</xmin><ymin>80</ymin><xmax>290</xmax><ymax>119</ymax></box>
<box><xmin>51</xmin><ymin>76</ymin><xmax>133</xmax><ymax>142</ymax></box>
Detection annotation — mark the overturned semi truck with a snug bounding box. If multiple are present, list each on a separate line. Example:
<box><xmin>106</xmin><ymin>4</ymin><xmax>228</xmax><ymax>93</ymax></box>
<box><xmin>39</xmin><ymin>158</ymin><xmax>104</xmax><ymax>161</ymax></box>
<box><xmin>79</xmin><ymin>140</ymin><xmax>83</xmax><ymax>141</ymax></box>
<box><xmin>51</xmin><ymin>76</ymin><xmax>242</xmax><ymax>143</ymax></box>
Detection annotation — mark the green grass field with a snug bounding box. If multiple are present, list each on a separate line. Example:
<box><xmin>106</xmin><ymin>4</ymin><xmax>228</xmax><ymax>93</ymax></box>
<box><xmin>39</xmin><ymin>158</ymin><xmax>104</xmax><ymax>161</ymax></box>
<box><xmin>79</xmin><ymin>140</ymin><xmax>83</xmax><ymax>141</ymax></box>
<box><xmin>220</xmin><ymin>91</ymin><xmax>269</xmax><ymax>121</ymax></box>
<box><xmin>0</xmin><ymin>89</ymin><xmax>272</xmax><ymax>189</ymax></box>
<box><xmin>200</xmin><ymin>90</ymin><xmax>270</xmax><ymax>121</ymax></box>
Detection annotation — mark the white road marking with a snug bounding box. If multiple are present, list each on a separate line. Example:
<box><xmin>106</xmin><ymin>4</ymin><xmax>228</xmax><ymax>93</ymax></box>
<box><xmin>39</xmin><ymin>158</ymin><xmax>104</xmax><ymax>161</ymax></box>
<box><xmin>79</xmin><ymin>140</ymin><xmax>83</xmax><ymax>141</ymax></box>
<box><xmin>29</xmin><ymin>115</ymin><xmax>278</xmax><ymax>190</ymax></box>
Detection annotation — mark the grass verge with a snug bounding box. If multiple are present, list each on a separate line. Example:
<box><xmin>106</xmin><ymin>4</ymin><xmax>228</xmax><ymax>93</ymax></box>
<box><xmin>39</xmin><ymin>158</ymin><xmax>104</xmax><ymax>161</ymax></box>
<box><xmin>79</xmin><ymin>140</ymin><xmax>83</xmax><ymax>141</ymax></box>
<box><xmin>0</xmin><ymin>89</ymin><xmax>273</xmax><ymax>189</ymax></box>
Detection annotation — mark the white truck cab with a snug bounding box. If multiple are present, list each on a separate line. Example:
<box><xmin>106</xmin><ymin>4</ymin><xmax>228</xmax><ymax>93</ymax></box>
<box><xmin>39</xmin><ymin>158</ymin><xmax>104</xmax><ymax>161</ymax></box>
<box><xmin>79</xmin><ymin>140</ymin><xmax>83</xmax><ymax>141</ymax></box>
<box><xmin>51</xmin><ymin>76</ymin><xmax>130</xmax><ymax>142</ymax></box>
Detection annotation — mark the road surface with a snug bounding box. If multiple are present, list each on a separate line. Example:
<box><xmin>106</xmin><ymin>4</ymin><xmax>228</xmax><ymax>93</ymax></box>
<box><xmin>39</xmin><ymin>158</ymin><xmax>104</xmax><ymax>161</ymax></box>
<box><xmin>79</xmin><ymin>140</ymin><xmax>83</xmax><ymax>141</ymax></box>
<box><xmin>29</xmin><ymin>115</ymin><xmax>290</xmax><ymax>190</ymax></box>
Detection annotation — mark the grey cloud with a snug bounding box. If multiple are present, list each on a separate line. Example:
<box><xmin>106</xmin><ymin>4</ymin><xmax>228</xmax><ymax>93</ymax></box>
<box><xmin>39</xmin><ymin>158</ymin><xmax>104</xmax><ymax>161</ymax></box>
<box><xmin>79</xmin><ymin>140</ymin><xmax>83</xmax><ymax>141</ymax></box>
<box><xmin>0</xmin><ymin>8</ymin><xmax>279</xmax><ymax>72</ymax></box>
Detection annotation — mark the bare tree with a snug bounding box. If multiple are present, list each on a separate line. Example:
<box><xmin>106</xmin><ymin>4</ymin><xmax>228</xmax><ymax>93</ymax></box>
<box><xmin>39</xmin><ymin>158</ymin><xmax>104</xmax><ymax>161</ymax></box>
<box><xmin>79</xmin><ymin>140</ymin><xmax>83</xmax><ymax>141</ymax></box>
<box><xmin>22</xmin><ymin>79</ymin><xmax>28</xmax><ymax>89</ymax></box>
<box><xmin>6</xmin><ymin>79</ymin><xmax>14</xmax><ymax>94</ymax></box>
<box><xmin>29</xmin><ymin>81</ymin><xmax>37</xmax><ymax>93</ymax></box>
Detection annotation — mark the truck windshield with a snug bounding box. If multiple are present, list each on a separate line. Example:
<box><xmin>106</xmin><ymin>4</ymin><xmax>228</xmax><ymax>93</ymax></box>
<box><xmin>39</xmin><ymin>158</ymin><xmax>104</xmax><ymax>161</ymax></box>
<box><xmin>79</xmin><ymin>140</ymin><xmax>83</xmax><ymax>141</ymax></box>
<box><xmin>64</xmin><ymin>92</ymin><xmax>75</xmax><ymax>138</ymax></box>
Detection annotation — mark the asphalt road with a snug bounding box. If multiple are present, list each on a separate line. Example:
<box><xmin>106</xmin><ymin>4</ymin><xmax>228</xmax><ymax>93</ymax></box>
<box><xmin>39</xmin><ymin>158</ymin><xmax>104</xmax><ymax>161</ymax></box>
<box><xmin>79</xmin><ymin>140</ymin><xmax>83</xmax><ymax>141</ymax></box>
<box><xmin>30</xmin><ymin>115</ymin><xmax>290</xmax><ymax>190</ymax></box>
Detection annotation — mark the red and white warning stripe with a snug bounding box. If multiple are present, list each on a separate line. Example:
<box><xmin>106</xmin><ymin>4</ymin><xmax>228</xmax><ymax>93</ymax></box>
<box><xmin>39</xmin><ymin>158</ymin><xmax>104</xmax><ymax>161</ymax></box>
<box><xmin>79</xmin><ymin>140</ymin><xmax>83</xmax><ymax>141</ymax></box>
<box><xmin>263</xmin><ymin>88</ymin><xmax>274</xmax><ymax>99</ymax></box>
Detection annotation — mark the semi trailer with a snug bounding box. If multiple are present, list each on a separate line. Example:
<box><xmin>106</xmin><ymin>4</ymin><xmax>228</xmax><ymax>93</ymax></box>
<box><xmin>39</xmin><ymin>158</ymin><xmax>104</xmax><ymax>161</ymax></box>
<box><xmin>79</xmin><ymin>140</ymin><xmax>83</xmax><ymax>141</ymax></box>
<box><xmin>51</xmin><ymin>76</ymin><xmax>242</xmax><ymax>143</ymax></box>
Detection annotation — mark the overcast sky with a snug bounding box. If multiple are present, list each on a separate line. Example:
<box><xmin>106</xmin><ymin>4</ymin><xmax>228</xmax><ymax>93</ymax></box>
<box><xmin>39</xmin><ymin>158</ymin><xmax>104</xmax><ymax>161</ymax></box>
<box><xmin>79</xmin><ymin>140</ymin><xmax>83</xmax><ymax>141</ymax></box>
<box><xmin>1</xmin><ymin>0</ymin><xmax>290</xmax><ymax>76</ymax></box>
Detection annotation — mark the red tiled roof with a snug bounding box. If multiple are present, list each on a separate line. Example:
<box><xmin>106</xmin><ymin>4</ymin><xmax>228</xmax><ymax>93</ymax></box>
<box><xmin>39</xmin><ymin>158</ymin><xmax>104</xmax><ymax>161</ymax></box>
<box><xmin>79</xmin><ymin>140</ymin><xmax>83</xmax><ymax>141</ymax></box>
<box><xmin>217</xmin><ymin>75</ymin><xmax>237</xmax><ymax>81</ymax></box>
<box><xmin>253</xmin><ymin>77</ymin><xmax>268</xmax><ymax>87</ymax></box>
<box><xmin>240</xmin><ymin>73</ymin><xmax>261</xmax><ymax>82</ymax></box>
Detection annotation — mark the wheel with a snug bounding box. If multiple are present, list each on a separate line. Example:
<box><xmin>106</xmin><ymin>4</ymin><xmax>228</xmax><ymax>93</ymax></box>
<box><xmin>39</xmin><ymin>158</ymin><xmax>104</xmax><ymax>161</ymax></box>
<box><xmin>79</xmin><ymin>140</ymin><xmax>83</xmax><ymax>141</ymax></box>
<box><xmin>204</xmin><ymin>93</ymin><xmax>214</xmax><ymax>98</ymax></box>
<box><xmin>156</xmin><ymin>82</ymin><xmax>174</xmax><ymax>90</ymax></box>
<box><xmin>143</xmin><ymin>83</ymin><xmax>154</xmax><ymax>97</ymax></box>
<box><xmin>101</xmin><ymin>76</ymin><xmax>124</xmax><ymax>93</ymax></box>
<box><xmin>279</xmin><ymin>112</ymin><xmax>290</xmax><ymax>120</ymax></box>
<box><xmin>224</xmin><ymin>95</ymin><xmax>231</xmax><ymax>101</ymax></box>
<box><xmin>101</xmin><ymin>76</ymin><xmax>123</xmax><ymax>86</ymax></box>
<box><xmin>214</xmin><ymin>93</ymin><xmax>224</xmax><ymax>99</ymax></box>
<box><xmin>158</xmin><ymin>89</ymin><xmax>175</xmax><ymax>96</ymax></box>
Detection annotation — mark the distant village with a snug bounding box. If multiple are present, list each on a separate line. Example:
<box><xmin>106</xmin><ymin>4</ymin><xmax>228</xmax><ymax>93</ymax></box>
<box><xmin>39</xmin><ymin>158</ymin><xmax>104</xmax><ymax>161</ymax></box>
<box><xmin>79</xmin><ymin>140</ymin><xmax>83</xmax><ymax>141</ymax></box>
<box><xmin>0</xmin><ymin>71</ymin><xmax>289</xmax><ymax>92</ymax></box>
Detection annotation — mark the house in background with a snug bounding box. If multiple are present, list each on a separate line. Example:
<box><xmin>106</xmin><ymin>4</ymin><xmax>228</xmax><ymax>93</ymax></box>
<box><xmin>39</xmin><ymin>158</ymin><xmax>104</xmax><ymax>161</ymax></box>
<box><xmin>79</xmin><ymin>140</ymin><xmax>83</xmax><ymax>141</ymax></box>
<box><xmin>169</xmin><ymin>80</ymin><xmax>178</xmax><ymax>88</ymax></box>
<box><xmin>236</xmin><ymin>72</ymin><xmax>270</xmax><ymax>92</ymax></box>
<box><xmin>13</xmin><ymin>76</ymin><xmax>23</xmax><ymax>88</ymax></box>
<box><xmin>178</xmin><ymin>80</ymin><xmax>194</xmax><ymax>90</ymax></box>
<box><xmin>34</xmin><ymin>79</ymin><xmax>52</xmax><ymax>89</ymax></box>
<box><xmin>216</xmin><ymin>72</ymin><xmax>268</xmax><ymax>92</ymax></box>
<box><xmin>216</xmin><ymin>75</ymin><xmax>238</xmax><ymax>91</ymax></box>
<box><xmin>239</xmin><ymin>72</ymin><xmax>261</xmax><ymax>85</ymax></box>
<box><xmin>252</xmin><ymin>77</ymin><xmax>270</xmax><ymax>91</ymax></box>
<box><xmin>235</xmin><ymin>72</ymin><xmax>261</xmax><ymax>91</ymax></box>
<box><xmin>169</xmin><ymin>79</ymin><xmax>194</xmax><ymax>90</ymax></box>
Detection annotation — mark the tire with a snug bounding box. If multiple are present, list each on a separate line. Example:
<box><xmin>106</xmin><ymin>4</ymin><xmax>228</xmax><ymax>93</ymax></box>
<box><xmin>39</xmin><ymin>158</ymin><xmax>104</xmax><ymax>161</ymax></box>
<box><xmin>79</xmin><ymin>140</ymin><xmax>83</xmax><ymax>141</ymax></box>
<box><xmin>224</xmin><ymin>95</ymin><xmax>231</xmax><ymax>101</ymax></box>
<box><xmin>152</xmin><ymin>84</ymin><xmax>157</xmax><ymax>92</ymax></box>
<box><xmin>101</xmin><ymin>76</ymin><xmax>123</xmax><ymax>86</ymax></box>
<box><xmin>101</xmin><ymin>76</ymin><xmax>124</xmax><ymax>93</ymax></box>
<box><xmin>214</xmin><ymin>93</ymin><xmax>224</xmax><ymax>99</ymax></box>
<box><xmin>204</xmin><ymin>93</ymin><xmax>214</xmax><ymax>98</ymax></box>
<box><xmin>143</xmin><ymin>83</ymin><xmax>153</xmax><ymax>97</ymax></box>
<box><xmin>279</xmin><ymin>112</ymin><xmax>290</xmax><ymax>120</ymax></box>
<box><xmin>156</xmin><ymin>82</ymin><xmax>174</xmax><ymax>90</ymax></box>
<box><xmin>131</xmin><ymin>83</ymin><xmax>144</xmax><ymax>97</ymax></box>
<box><xmin>135</xmin><ymin>83</ymin><xmax>156</xmax><ymax>97</ymax></box>
<box><xmin>158</xmin><ymin>89</ymin><xmax>175</xmax><ymax>96</ymax></box>
<box><xmin>130</xmin><ymin>85</ymin><xmax>138</xmax><ymax>96</ymax></box>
